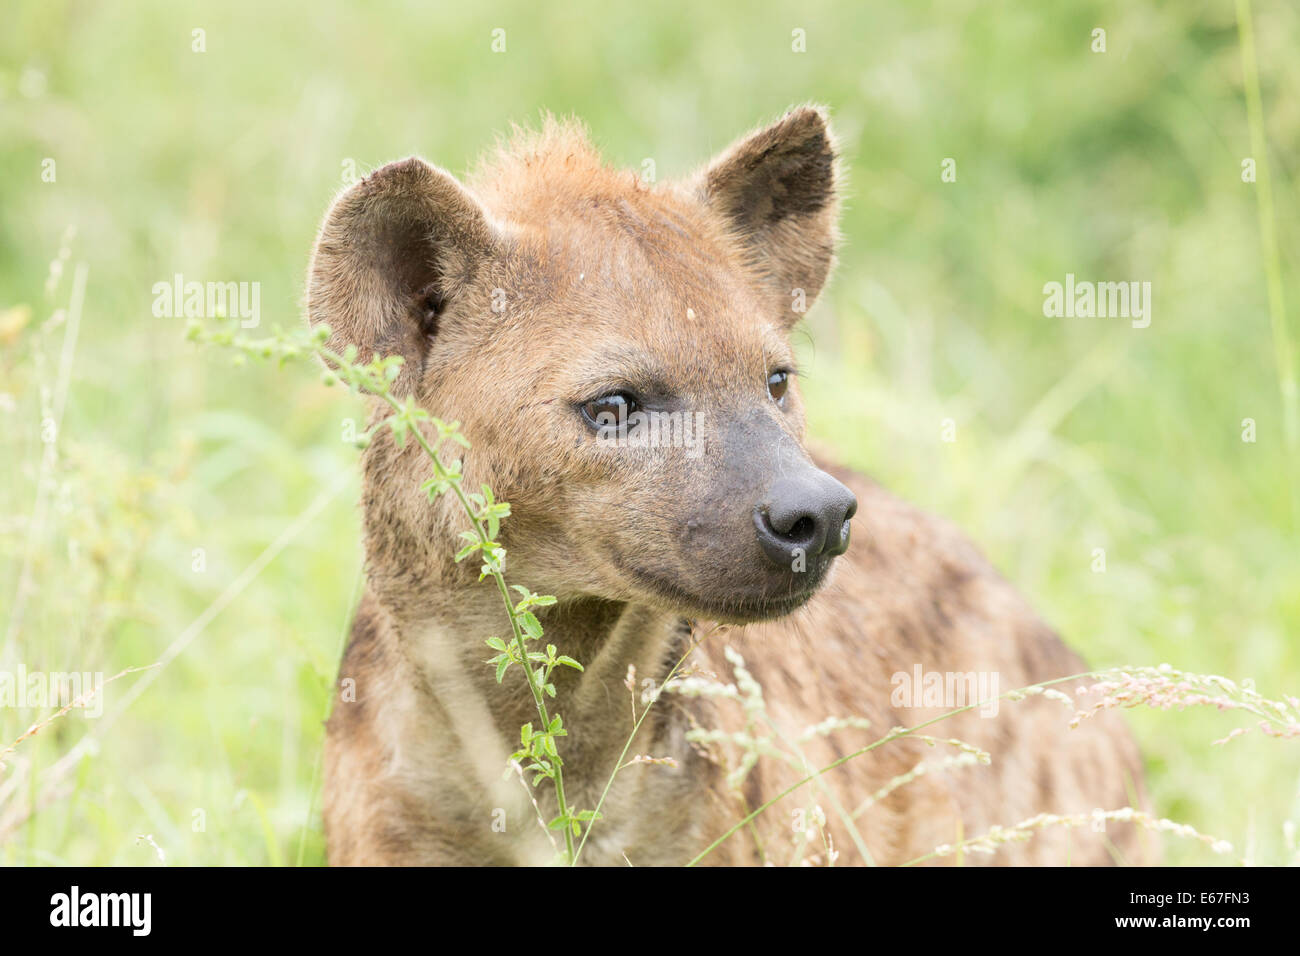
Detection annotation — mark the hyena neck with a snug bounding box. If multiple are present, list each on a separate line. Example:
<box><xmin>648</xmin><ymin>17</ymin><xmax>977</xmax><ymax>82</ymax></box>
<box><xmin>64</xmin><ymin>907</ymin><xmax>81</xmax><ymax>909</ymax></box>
<box><xmin>379</xmin><ymin>586</ymin><xmax>706</xmax><ymax>864</ymax></box>
<box><xmin>395</xmin><ymin>586</ymin><xmax>691</xmax><ymax>756</ymax></box>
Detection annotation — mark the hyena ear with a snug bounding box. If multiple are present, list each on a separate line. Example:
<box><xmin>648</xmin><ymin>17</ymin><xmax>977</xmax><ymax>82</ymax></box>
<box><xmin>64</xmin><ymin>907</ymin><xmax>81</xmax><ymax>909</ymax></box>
<box><xmin>307</xmin><ymin>157</ymin><xmax>497</xmax><ymax>393</ymax></box>
<box><xmin>696</xmin><ymin>106</ymin><xmax>840</xmax><ymax>317</ymax></box>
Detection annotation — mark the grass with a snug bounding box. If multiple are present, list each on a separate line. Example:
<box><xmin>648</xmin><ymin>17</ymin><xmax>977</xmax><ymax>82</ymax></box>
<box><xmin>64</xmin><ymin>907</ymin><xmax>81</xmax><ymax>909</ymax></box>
<box><xmin>1</xmin><ymin>0</ymin><xmax>1298</xmax><ymax>865</ymax></box>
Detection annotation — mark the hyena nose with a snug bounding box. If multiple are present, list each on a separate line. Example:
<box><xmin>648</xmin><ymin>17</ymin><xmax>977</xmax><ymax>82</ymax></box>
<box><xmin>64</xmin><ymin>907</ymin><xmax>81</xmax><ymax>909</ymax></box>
<box><xmin>754</xmin><ymin>471</ymin><xmax>858</xmax><ymax>568</ymax></box>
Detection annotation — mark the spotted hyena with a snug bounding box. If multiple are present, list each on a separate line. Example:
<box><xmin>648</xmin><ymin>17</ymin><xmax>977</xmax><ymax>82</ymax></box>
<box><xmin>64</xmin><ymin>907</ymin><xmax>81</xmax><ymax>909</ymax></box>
<box><xmin>308</xmin><ymin>107</ymin><xmax>1147</xmax><ymax>866</ymax></box>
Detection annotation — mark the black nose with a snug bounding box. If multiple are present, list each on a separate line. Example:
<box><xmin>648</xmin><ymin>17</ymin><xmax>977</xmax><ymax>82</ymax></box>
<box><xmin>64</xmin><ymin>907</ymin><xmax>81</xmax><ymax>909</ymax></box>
<box><xmin>754</xmin><ymin>471</ymin><xmax>858</xmax><ymax>569</ymax></box>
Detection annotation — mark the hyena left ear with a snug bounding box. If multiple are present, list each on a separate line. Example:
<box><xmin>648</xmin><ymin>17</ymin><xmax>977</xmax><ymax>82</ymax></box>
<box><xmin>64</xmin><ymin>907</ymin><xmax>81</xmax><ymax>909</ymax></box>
<box><xmin>306</xmin><ymin>157</ymin><xmax>498</xmax><ymax>395</ymax></box>
<box><xmin>696</xmin><ymin>106</ymin><xmax>840</xmax><ymax>318</ymax></box>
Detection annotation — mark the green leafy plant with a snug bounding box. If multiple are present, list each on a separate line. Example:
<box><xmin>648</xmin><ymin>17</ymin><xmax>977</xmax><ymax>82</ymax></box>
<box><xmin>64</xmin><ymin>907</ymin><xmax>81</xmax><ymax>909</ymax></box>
<box><xmin>186</xmin><ymin>316</ymin><xmax>596</xmax><ymax>862</ymax></box>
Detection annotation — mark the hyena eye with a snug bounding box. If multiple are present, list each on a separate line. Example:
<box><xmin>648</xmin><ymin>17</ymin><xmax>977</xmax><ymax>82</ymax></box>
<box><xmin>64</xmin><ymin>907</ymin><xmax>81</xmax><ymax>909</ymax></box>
<box><xmin>581</xmin><ymin>392</ymin><xmax>639</xmax><ymax>430</ymax></box>
<box><xmin>767</xmin><ymin>370</ymin><xmax>790</xmax><ymax>404</ymax></box>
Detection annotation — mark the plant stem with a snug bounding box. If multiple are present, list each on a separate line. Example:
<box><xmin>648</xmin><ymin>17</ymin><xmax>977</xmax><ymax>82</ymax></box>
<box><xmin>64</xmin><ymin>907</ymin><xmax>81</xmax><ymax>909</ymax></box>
<box><xmin>1236</xmin><ymin>0</ymin><xmax>1298</xmax><ymax>528</ymax></box>
<box><xmin>377</xmin><ymin>389</ymin><xmax>577</xmax><ymax>863</ymax></box>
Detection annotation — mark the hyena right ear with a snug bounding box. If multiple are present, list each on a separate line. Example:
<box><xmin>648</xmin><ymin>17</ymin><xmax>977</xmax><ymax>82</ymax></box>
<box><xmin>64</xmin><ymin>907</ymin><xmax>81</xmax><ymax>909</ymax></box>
<box><xmin>307</xmin><ymin>158</ymin><xmax>498</xmax><ymax>393</ymax></box>
<box><xmin>695</xmin><ymin>107</ymin><xmax>840</xmax><ymax>319</ymax></box>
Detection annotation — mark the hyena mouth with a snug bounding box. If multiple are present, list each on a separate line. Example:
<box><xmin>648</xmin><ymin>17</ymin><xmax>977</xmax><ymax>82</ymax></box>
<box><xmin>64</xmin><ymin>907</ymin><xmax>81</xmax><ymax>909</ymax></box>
<box><xmin>613</xmin><ymin>553</ymin><xmax>832</xmax><ymax>623</ymax></box>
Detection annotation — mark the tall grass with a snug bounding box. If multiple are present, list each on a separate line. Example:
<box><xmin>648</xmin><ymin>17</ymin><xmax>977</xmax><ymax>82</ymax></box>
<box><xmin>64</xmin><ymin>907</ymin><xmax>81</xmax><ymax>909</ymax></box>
<box><xmin>1</xmin><ymin>0</ymin><xmax>1297</xmax><ymax>864</ymax></box>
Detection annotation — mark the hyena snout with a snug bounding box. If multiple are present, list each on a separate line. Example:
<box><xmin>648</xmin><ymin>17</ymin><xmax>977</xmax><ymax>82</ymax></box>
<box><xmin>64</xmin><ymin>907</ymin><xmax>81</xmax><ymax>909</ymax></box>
<box><xmin>754</xmin><ymin>469</ymin><xmax>857</xmax><ymax>568</ymax></box>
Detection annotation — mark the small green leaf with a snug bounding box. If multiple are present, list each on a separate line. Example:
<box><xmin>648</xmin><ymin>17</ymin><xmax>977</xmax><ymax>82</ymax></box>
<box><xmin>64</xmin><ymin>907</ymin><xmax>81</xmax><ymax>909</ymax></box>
<box><xmin>520</xmin><ymin>612</ymin><xmax>543</xmax><ymax>639</ymax></box>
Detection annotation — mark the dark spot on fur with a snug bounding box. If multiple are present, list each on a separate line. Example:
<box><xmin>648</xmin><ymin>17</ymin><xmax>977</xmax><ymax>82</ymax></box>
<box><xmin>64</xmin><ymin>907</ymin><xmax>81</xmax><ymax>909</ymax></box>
<box><xmin>415</xmin><ymin>282</ymin><xmax>446</xmax><ymax>337</ymax></box>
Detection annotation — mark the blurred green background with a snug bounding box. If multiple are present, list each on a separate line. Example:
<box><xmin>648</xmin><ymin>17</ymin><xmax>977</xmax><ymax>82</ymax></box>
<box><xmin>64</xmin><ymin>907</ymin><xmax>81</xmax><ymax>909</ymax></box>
<box><xmin>1</xmin><ymin>0</ymin><xmax>1297</xmax><ymax>865</ymax></box>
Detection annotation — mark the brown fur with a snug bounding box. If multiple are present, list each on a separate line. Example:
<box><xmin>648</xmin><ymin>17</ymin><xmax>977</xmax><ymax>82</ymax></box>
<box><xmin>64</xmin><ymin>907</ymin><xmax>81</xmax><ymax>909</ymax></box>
<box><xmin>308</xmin><ymin>108</ymin><xmax>1148</xmax><ymax>866</ymax></box>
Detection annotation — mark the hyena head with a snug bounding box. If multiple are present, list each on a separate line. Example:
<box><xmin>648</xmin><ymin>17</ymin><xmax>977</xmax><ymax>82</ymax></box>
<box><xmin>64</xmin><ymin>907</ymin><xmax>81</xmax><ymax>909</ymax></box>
<box><xmin>307</xmin><ymin>107</ymin><xmax>856</xmax><ymax>623</ymax></box>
